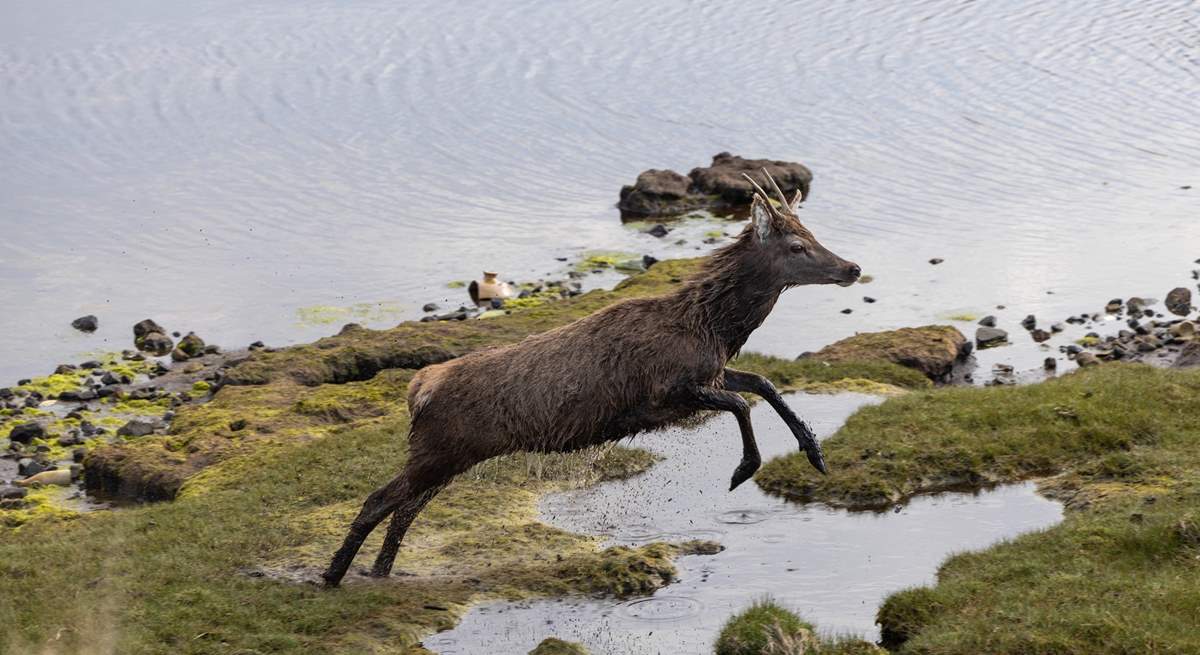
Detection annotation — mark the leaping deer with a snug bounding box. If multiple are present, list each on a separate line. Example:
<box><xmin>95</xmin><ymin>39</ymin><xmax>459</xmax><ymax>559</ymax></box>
<box><xmin>322</xmin><ymin>169</ymin><xmax>861</xmax><ymax>586</ymax></box>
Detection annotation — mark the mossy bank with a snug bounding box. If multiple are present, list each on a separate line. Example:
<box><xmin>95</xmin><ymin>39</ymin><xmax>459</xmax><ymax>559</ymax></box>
<box><xmin>757</xmin><ymin>363</ymin><xmax>1200</xmax><ymax>653</ymax></box>
<box><xmin>1</xmin><ymin>258</ymin><xmax>924</xmax><ymax>653</ymax></box>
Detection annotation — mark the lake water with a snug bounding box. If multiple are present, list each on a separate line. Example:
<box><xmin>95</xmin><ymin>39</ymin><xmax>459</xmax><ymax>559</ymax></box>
<box><xmin>429</xmin><ymin>393</ymin><xmax>1063</xmax><ymax>654</ymax></box>
<box><xmin>2</xmin><ymin>0</ymin><xmax>1198</xmax><ymax>381</ymax></box>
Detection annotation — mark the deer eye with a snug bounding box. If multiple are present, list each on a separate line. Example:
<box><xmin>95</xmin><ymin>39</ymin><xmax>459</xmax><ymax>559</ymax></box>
<box><xmin>790</xmin><ymin>243</ymin><xmax>807</xmax><ymax>254</ymax></box>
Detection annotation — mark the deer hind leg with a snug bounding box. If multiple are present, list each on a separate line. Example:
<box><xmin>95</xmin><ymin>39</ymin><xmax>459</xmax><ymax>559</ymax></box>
<box><xmin>321</xmin><ymin>472</ymin><xmax>411</xmax><ymax>588</ymax></box>
<box><xmin>369</xmin><ymin>481</ymin><xmax>447</xmax><ymax>578</ymax></box>
<box><xmin>691</xmin><ymin>386</ymin><xmax>760</xmax><ymax>491</ymax></box>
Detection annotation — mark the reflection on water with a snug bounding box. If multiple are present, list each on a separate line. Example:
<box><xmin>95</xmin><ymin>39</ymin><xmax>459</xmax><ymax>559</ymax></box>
<box><xmin>432</xmin><ymin>394</ymin><xmax>1063</xmax><ymax>654</ymax></box>
<box><xmin>2</xmin><ymin>1</ymin><xmax>1199</xmax><ymax>381</ymax></box>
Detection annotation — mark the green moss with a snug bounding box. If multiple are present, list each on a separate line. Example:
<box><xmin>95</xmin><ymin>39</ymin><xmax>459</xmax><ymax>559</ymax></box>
<box><xmin>1076</xmin><ymin>335</ymin><xmax>1101</xmax><ymax>346</ymax></box>
<box><xmin>17</xmin><ymin>372</ymin><xmax>88</xmax><ymax>397</ymax></box>
<box><xmin>732</xmin><ymin>353</ymin><xmax>931</xmax><ymax>392</ymax></box>
<box><xmin>446</xmin><ymin>280</ymin><xmax>466</xmax><ymax>289</ymax></box>
<box><xmin>573</xmin><ymin>250</ymin><xmax>640</xmax><ymax>272</ymax></box>
<box><xmin>529</xmin><ymin>637</ymin><xmax>589</xmax><ymax>655</ymax></box>
<box><xmin>942</xmin><ymin>313</ymin><xmax>979</xmax><ymax>322</ymax></box>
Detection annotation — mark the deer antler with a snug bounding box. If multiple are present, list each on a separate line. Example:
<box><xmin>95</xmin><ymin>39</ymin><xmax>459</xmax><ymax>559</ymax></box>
<box><xmin>741</xmin><ymin>172</ymin><xmax>778</xmax><ymax>214</ymax></box>
<box><xmin>762</xmin><ymin>168</ymin><xmax>792</xmax><ymax>212</ymax></box>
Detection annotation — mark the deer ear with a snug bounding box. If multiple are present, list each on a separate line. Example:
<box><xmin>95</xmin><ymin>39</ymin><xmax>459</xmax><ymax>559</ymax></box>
<box><xmin>750</xmin><ymin>195</ymin><xmax>774</xmax><ymax>242</ymax></box>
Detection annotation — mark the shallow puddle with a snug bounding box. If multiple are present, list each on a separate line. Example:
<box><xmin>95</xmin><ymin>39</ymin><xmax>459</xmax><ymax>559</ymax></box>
<box><xmin>431</xmin><ymin>393</ymin><xmax>1062</xmax><ymax>654</ymax></box>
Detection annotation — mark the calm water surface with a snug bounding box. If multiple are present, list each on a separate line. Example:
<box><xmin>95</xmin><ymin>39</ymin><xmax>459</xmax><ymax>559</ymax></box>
<box><xmin>2</xmin><ymin>0</ymin><xmax>1199</xmax><ymax>380</ymax></box>
<box><xmin>430</xmin><ymin>393</ymin><xmax>1063</xmax><ymax>654</ymax></box>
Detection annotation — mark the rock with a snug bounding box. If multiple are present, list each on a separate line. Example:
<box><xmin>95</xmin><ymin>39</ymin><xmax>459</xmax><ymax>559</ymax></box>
<box><xmin>976</xmin><ymin>326</ymin><xmax>1009</xmax><ymax>348</ymax></box>
<box><xmin>1076</xmin><ymin>352</ymin><xmax>1101</xmax><ymax>367</ymax></box>
<box><xmin>1169</xmin><ymin>321</ymin><xmax>1196</xmax><ymax>341</ymax></box>
<box><xmin>1050</xmin><ymin>322</ymin><xmax>1065</xmax><ymax>333</ymax></box>
<box><xmin>809</xmin><ymin>325</ymin><xmax>970</xmax><ymax>381</ymax></box>
<box><xmin>249</xmin><ymin>340</ymin><xmax>265</xmax><ymax>349</ymax></box>
<box><xmin>100</xmin><ymin>371</ymin><xmax>124</xmax><ymax>386</ymax></box>
<box><xmin>1166</xmin><ymin>287</ymin><xmax>1192</xmax><ymax>316</ymax></box>
<box><xmin>863</xmin><ymin>296</ymin><xmax>876</xmax><ymax>303</ymax></box>
<box><xmin>642</xmin><ymin>255</ymin><xmax>659</xmax><ymax>269</ymax></box>
<box><xmin>1020</xmin><ymin>315</ymin><xmax>1037</xmax><ymax>330</ymax></box>
<box><xmin>229</xmin><ymin>419</ymin><xmax>248</xmax><ymax>432</ymax></box>
<box><xmin>1031</xmin><ymin>329</ymin><xmax>1051</xmax><ymax>343</ymax></box>
<box><xmin>841</xmin><ymin>308</ymin><xmax>853</xmax><ymax>314</ymax></box>
<box><xmin>18</xmin><ymin>458</ymin><xmax>47</xmax><ymax>477</ymax></box>
<box><xmin>7</xmin><ymin>422</ymin><xmax>45</xmax><ymax>445</ymax></box>
<box><xmin>1044</xmin><ymin>357</ymin><xmax>1058</xmax><ymax>370</ymax></box>
<box><xmin>53</xmin><ymin>364</ymin><xmax>78</xmax><ymax>375</ymax></box>
<box><xmin>170</xmin><ymin>347</ymin><xmax>190</xmax><ymax>362</ymax></box>
<box><xmin>71</xmin><ymin>315</ymin><xmax>99</xmax><ymax>332</ymax></box>
<box><xmin>422</xmin><ymin>302</ymin><xmax>439</xmax><ymax>313</ymax></box>
<box><xmin>618</xmin><ymin>153</ymin><xmax>812</xmax><ymax>216</ymax></box>
<box><xmin>928</xmin><ymin>258</ymin><xmax>944</xmax><ymax>265</ymax></box>
<box><xmin>133</xmin><ymin>318</ymin><xmax>166</xmax><ymax>340</ymax></box>
<box><xmin>1105</xmin><ymin>299</ymin><xmax>1123</xmax><ymax>314</ymax></box>
<box><xmin>646</xmin><ymin>224</ymin><xmax>670</xmax><ymax>238</ymax></box>
<box><xmin>0</xmin><ymin>388</ymin><xmax>11</xmax><ymax>400</ymax></box>
<box><xmin>57</xmin><ymin>389</ymin><xmax>97</xmax><ymax>402</ymax></box>
<box><xmin>138</xmin><ymin>332</ymin><xmax>174</xmax><ymax>356</ymax></box>
<box><xmin>1175</xmin><ymin>342</ymin><xmax>1200</xmax><ymax>368</ymax></box>
<box><xmin>0</xmin><ymin>485</ymin><xmax>27</xmax><ymax>500</ymax></box>
<box><xmin>117</xmin><ymin>420</ymin><xmax>156</xmax><ymax>438</ymax></box>
<box><xmin>177</xmin><ymin>332</ymin><xmax>206</xmax><ymax>357</ymax></box>
<box><xmin>80</xmin><ymin>360</ymin><xmax>102</xmax><ymax>369</ymax></box>
<box><xmin>688</xmin><ymin>152</ymin><xmax>812</xmax><ymax>205</ymax></box>
<box><xmin>978</xmin><ymin>315</ymin><xmax>997</xmax><ymax>327</ymax></box>
<box><xmin>618</xmin><ymin>169</ymin><xmax>694</xmax><ymax>215</ymax></box>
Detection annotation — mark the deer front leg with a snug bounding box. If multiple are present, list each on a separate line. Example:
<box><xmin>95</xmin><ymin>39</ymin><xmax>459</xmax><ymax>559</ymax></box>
<box><xmin>691</xmin><ymin>386</ymin><xmax>761</xmax><ymax>491</ymax></box>
<box><xmin>723</xmin><ymin>368</ymin><xmax>828</xmax><ymax>475</ymax></box>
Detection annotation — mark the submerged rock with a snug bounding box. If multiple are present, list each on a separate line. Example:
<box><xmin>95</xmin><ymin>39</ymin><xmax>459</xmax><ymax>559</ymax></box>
<box><xmin>132</xmin><ymin>318</ymin><xmax>166</xmax><ymax>340</ymax></box>
<box><xmin>618</xmin><ymin>152</ymin><xmax>812</xmax><ymax>217</ymax></box>
<box><xmin>71</xmin><ymin>315</ymin><xmax>98</xmax><ymax>332</ymax></box>
<box><xmin>808</xmin><ymin>325</ymin><xmax>970</xmax><ymax>382</ymax></box>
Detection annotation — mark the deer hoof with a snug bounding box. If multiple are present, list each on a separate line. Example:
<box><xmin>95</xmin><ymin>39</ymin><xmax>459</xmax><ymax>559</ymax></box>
<box><xmin>728</xmin><ymin>459</ymin><xmax>760</xmax><ymax>491</ymax></box>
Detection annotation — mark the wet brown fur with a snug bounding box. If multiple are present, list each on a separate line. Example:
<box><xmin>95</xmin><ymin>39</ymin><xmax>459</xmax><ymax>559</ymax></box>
<box><xmin>322</xmin><ymin>184</ymin><xmax>860</xmax><ymax>587</ymax></box>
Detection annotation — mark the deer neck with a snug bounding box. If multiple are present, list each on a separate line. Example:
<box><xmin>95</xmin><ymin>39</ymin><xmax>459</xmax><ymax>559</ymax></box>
<box><xmin>676</xmin><ymin>262</ymin><xmax>782</xmax><ymax>357</ymax></box>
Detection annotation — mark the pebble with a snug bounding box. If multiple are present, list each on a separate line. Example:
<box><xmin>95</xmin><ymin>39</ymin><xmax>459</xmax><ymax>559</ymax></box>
<box><xmin>646</xmin><ymin>224</ymin><xmax>670</xmax><ymax>238</ymax></box>
<box><xmin>840</xmin><ymin>308</ymin><xmax>853</xmax><ymax>314</ymax></box>
<box><xmin>1166</xmin><ymin>287</ymin><xmax>1192</xmax><ymax>316</ymax></box>
<box><xmin>1020</xmin><ymin>315</ymin><xmax>1037</xmax><ymax>330</ymax></box>
<box><xmin>7</xmin><ymin>422</ymin><xmax>45</xmax><ymax>444</ymax></box>
<box><xmin>978</xmin><ymin>315</ymin><xmax>997</xmax><ymax>327</ymax></box>
<box><xmin>862</xmin><ymin>296</ymin><xmax>876</xmax><ymax>303</ymax></box>
<box><xmin>1031</xmin><ymin>329</ymin><xmax>1051</xmax><ymax>343</ymax></box>
<box><xmin>928</xmin><ymin>258</ymin><xmax>944</xmax><ymax>265</ymax></box>
<box><xmin>422</xmin><ymin>303</ymin><xmax>439</xmax><ymax>313</ymax></box>
<box><xmin>1044</xmin><ymin>357</ymin><xmax>1057</xmax><ymax>370</ymax></box>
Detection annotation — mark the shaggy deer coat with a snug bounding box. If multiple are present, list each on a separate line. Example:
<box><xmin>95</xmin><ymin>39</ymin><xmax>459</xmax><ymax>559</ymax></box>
<box><xmin>322</xmin><ymin>171</ymin><xmax>860</xmax><ymax>586</ymax></box>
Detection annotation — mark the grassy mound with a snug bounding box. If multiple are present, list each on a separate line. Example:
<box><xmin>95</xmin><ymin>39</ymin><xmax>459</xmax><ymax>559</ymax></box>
<box><xmin>715</xmin><ymin>599</ymin><xmax>883</xmax><ymax>655</ymax></box>
<box><xmin>756</xmin><ymin>363</ymin><xmax>1200</xmax><ymax>653</ymax></box>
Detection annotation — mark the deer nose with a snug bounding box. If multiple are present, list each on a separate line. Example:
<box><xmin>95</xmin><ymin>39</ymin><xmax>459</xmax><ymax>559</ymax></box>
<box><xmin>847</xmin><ymin>263</ymin><xmax>861</xmax><ymax>280</ymax></box>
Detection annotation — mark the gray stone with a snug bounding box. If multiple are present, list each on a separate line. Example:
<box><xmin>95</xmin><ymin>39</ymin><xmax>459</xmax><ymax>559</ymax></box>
<box><xmin>117</xmin><ymin>420</ymin><xmax>156</xmax><ymax>438</ymax></box>
<box><xmin>978</xmin><ymin>315</ymin><xmax>997</xmax><ymax>327</ymax></box>
<box><xmin>976</xmin><ymin>326</ymin><xmax>1009</xmax><ymax>347</ymax></box>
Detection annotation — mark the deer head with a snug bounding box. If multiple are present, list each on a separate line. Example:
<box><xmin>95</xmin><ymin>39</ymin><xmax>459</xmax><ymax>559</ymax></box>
<box><xmin>742</xmin><ymin>169</ymin><xmax>861</xmax><ymax>288</ymax></box>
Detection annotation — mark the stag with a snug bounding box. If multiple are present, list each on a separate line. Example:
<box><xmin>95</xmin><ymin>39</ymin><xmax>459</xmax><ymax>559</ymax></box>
<box><xmin>322</xmin><ymin>170</ymin><xmax>860</xmax><ymax>586</ymax></box>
